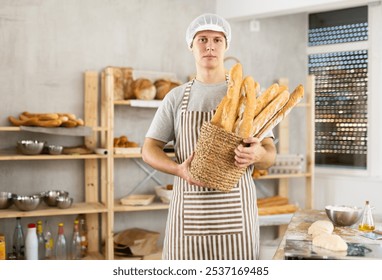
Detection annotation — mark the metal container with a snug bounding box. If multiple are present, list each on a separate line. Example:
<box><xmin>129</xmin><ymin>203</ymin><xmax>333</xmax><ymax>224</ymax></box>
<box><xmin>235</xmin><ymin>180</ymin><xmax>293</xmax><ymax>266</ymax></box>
<box><xmin>325</xmin><ymin>205</ymin><xmax>363</xmax><ymax>227</ymax></box>
<box><xmin>56</xmin><ymin>196</ymin><xmax>73</xmax><ymax>209</ymax></box>
<box><xmin>13</xmin><ymin>195</ymin><xmax>41</xmax><ymax>211</ymax></box>
<box><xmin>0</xmin><ymin>192</ymin><xmax>15</xmax><ymax>209</ymax></box>
<box><xmin>17</xmin><ymin>140</ymin><xmax>45</xmax><ymax>155</ymax></box>
<box><xmin>42</xmin><ymin>190</ymin><xmax>69</xmax><ymax>207</ymax></box>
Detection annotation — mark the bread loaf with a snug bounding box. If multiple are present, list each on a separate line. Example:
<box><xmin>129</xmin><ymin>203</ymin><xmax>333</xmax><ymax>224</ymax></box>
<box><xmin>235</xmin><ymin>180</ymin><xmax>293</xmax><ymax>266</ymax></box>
<box><xmin>132</xmin><ymin>78</ymin><xmax>156</xmax><ymax>100</ymax></box>
<box><xmin>154</xmin><ymin>79</ymin><xmax>180</xmax><ymax>100</ymax></box>
<box><xmin>250</xmin><ymin>89</ymin><xmax>289</xmax><ymax>136</ymax></box>
<box><xmin>258</xmin><ymin>204</ymin><xmax>298</xmax><ymax>215</ymax></box>
<box><xmin>255</xmin><ymin>84</ymin><xmax>304</xmax><ymax>140</ymax></box>
<box><xmin>220</xmin><ymin>63</ymin><xmax>243</xmax><ymax>132</ymax></box>
<box><xmin>236</xmin><ymin>76</ymin><xmax>259</xmax><ymax>138</ymax></box>
<box><xmin>253</xmin><ymin>83</ymin><xmax>279</xmax><ymax>117</ymax></box>
<box><xmin>257</xmin><ymin>196</ymin><xmax>289</xmax><ymax>207</ymax></box>
<box><xmin>9</xmin><ymin>111</ymin><xmax>84</xmax><ymax>127</ymax></box>
<box><xmin>8</xmin><ymin>116</ymin><xmax>62</xmax><ymax>127</ymax></box>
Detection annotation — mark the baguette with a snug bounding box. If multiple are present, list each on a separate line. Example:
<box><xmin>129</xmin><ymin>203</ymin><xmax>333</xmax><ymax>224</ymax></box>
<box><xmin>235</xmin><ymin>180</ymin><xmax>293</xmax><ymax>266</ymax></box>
<box><xmin>8</xmin><ymin>116</ymin><xmax>39</xmax><ymax>126</ymax></box>
<box><xmin>61</xmin><ymin>119</ymin><xmax>78</xmax><ymax>128</ymax></box>
<box><xmin>251</xmin><ymin>89</ymin><xmax>289</xmax><ymax>136</ymax></box>
<box><xmin>255</xmin><ymin>84</ymin><xmax>304</xmax><ymax>140</ymax></box>
<box><xmin>21</xmin><ymin>112</ymin><xmax>59</xmax><ymax>121</ymax></box>
<box><xmin>253</xmin><ymin>83</ymin><xmax>279</xmax><ymax>117</ymax></box>
<box><xmin>211</xmin><ymin>95</ymin><xmax>228</xmax><ymax>128</ymax></box>
<box><xmin>257</xmin><ymin>195</ymin><xmax>289</xmax><ymax>207</ymax></box>
<box><xmin>220</xmin><ymin>63</ymin><xmax>243</xmax><ymax>132</ymax></box>
<box><xmin>237</xmin><ymin>77</ymin><xmax>259</xmax><ymax>138</ymax></box>
<box><xmin>8</xmin><ymin>116</ymin><xmax>62</xmax><ymax>127</ymax></box>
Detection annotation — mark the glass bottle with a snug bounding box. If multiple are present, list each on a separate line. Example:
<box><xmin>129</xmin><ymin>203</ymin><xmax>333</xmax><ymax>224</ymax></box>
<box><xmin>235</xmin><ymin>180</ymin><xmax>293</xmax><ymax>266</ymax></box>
<box><xmin>36</xmin><ymin>220</ymin><xmax>45</xmax><ymax>260</ymax></box>
<box><xmin>70</xmin><ymin>220</ymin><xmax>81</xmax><ymax>260</ymax></box>
<box><xmin>25</xmin><ymin>223</ymin><xmax>38</xmax><ymax>260</ymax></box>
<box><xmin>358</xmin><ymin>200</ymin><xmax>375</xmax><ymax>232</ymax></box>
<box><xmin>55</xmin><ymin>223</ymin><xmax>67</xmax><ymax>260</ymax></box>
<box><xmin>44</xmin><ymin>220</ymin><xmax>54</xmax><ymax>259</ymax></box>
<box><xmin>79</xmin><ymin>217</ymin><xmax>88</xmax><ymax>258</ymax></box>
<box><xmin>12</xmin><ymin>217</ymin><xmax>25</xmax><ymax>260</ymax></box>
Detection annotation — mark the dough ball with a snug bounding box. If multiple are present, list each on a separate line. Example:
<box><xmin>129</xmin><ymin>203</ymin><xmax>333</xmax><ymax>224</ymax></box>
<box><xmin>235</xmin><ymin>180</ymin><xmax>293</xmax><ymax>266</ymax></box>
<box><xmin>312</xmin><ymin>233</ymin><xmax>348</xmax><ymax>251</ymax></box>
<box><xmin>308</xmin><ymin>220</ymin><xmax>334</xmax><ymax>238</ymax></box>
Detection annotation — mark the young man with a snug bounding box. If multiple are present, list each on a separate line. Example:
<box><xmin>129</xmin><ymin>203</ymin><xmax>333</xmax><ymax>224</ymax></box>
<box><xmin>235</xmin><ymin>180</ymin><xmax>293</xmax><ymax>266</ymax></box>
<box><xmin>142</xmin><ymin>13</ymin><xmax>276</xmax><ymax>260</ymax></box>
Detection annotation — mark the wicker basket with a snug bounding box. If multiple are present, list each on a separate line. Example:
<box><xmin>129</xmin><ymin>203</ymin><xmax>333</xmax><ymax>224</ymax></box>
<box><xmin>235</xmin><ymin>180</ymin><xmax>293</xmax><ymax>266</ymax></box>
<box><xmin>190</xmin><ymin>122</ymin><xmax>246</xmax><ymax>192</ymax></box>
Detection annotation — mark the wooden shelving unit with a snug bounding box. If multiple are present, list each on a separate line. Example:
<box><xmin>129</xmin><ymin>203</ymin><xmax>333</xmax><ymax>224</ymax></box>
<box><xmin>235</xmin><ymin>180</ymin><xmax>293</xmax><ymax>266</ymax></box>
<box><xmin>0</xmin><ymin>71</ymin><xmax>111</xmax><ymax>260</ymax></box>
<box><xmin>99</xmin><ymin>67</ymin><xmax>175</xmax><ymax>260</ymax></box>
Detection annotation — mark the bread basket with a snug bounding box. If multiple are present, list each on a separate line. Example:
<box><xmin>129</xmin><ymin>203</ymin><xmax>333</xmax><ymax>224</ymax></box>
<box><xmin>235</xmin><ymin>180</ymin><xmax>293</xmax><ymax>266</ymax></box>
<box><xmin>189</xmin><ymin>122</ymin><xmax>246</xmax><ymax>192</ymax></box>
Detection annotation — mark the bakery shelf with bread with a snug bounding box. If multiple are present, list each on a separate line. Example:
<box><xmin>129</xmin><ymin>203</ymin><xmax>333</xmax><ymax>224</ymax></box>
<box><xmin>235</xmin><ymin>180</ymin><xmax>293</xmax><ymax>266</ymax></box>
<box><xmin>0</xmin><ymin>71</ymin><xmax>112</xmax><ymax>260</ymax></box>
<box><xmin>100</xmin><ymin>66</ymin><xmax>180</xmax><ymax>259</ymax></box>
<box><xmin>107</xmin><ymin>66</ymin><xmax>180</xmax><ymax>102</ymax></box>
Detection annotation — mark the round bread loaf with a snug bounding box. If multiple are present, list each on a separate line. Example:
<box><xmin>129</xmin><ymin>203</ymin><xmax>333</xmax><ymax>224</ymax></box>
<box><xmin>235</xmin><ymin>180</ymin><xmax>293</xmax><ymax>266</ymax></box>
<box><xmin>154</xmin><ymin>79</ymin><xmax>180</xmax><ymax>100</ymax></box>
<box><xmin>132</xmin><ymin>78</ymin><xmax>156</xmax><ymax>100</ymax></box>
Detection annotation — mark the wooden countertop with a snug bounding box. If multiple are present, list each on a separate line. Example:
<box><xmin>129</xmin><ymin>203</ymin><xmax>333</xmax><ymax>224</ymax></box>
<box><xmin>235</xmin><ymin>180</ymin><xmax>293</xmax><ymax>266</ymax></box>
<box><xmin>273</xmin><ymin>209</ymin><xmax>382</xmax><ymax>259</ymax></box>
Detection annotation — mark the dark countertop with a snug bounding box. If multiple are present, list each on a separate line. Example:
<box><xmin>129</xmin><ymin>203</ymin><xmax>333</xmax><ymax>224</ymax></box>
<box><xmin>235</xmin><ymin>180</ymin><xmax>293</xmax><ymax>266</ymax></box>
<box><xmin>273</xmin><ymin>209</ymin><xmax>382</xmax><ymax>259</ymax></box>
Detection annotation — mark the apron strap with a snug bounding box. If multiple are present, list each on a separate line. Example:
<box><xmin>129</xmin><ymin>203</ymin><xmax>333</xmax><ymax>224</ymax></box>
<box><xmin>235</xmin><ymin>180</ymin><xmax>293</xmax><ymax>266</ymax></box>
<box><xmin>180</xmin><ymin>79</ymin><xmax>195</xmax><ymax>113</ymax></box>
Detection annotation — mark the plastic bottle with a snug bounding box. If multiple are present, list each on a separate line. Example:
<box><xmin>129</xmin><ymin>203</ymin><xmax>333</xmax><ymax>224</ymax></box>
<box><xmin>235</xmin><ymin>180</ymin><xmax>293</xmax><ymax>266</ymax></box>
<box><xmin>44</xmin><ymin>220</ymin><xmax>54</xmax><ymax>259</ymax></box>
<box><xmin>79</xmin><ymin>217</ymin><xmax>88</xmax><ymax>258</ymax></box>
<box><xmin>55</xmin><ymin>223</ymin><xmax>67</xmax><ymax>260</ymax></box>
<box><xmin>25</xmin><ymin>223</ymin><xmax>38</xmax><ymax>260</ymax></box>
<box><xmin>70</xmin><ymin>220</ymin><xmax>81</xmax><ymax>260</ymax></box>
<box><xmin>12</xmin><ymin>217</ymin><xmax>25</xmax><ymax>260</ymax></box>
<box><xmin>36</xmin><ymin>220</ymin><xmax>45</xmax><ymax>260</ymax></box>
<box><xmin>0</xmin><ymin>233</ymin><xmax>6</xmax><ymax>260</ymax></box>
<box><xmin>358</xmin><ymin>200</ymin><xmax>375</xmax><ymax>232</ymax></box>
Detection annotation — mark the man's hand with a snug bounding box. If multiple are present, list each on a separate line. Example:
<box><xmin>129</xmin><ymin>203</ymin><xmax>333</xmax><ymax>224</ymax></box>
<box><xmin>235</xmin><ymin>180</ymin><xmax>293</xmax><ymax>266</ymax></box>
<box><xmin>177</xmin><ymin>153</ymin><xmax>206</xmax><ymax>187</ymax></box>
<box><xmin>234</xmin><ymin>137</ymin><xmax>267</xmax><ymax>168</ymax></box>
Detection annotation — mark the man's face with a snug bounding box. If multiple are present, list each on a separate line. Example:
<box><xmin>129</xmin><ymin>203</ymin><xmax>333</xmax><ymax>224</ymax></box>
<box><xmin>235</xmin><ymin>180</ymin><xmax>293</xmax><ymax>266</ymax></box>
<box><xmin>191</xmin><ymin>30</ymin><xmax>226</xmax><ymax>70</ymax></box>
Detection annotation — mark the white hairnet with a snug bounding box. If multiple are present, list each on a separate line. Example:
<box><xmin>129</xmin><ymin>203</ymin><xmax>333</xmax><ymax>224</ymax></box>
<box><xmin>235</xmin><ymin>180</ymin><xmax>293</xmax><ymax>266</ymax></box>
<box><xmin>186</xmin><ymin>13</ymin><xmax>231</xmax><ymax>50</ymax></box>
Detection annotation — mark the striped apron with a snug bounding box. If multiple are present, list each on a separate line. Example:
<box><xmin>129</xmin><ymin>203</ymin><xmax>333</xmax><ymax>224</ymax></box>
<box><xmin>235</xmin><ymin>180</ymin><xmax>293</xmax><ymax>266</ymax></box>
<box><xmin>162</xmin><ymin>80</ymin><xmax>260</xmax><ymax>260</ymax></box>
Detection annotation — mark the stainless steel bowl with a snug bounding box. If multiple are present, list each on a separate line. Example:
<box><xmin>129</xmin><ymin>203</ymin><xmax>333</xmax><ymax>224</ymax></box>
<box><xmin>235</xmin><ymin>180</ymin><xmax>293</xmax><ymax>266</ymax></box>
<box><xmin>42</xmin><ymin>190</ymin><xmax>69</xmax><ymax>206</ymax></box>
<box><xmin>13</xmin><ymin>194</ymin><xmax>41</xmax><ymax>211</ymax></box>
<box><xmin>0</xmin><ymin>192</ymin><xmax>16</xmax><ymax>209</ymax></box>
<box><xmin>17</xmin><ymin>140</ymin><xmax>44</xmax><ymax>155</ymax></box>
<box><xmin>56</xmin><ymin>196</ymin><xmax>73</xmax><ymax>209</ymax></box>
<box><xmin>325</xmin><ymin>205</ymin><xmax>363</xmax><ymax>227</ymax></box>
<box><xmin>48</xmin><ymin>145</ymin><xmax>63</xmax><ymax>155</ymax></box>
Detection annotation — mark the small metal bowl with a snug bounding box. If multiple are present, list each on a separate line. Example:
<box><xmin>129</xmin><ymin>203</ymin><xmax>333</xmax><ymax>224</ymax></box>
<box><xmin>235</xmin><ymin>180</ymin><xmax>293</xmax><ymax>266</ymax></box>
<box><xmin>56</xmin><ymin>196</ymin><xmax>73</xmax><ymax>209</ymax></box>
<box><xmin>17</xmin><ymin>140</ymin><xmax>45</xmax><ymax>155</ymax></box>
<box><xmin>48</xmin><ymin>145</ymin><xmax>63</xmax><ymax>155</ymax></box>
<box><xmin>13</xmin><ymin>194</ymin><xmax>41</xmax><ymax>211</ymax></box>
<box><xmin>325</xmin><ymin>205</ymin><xmax>363</xmax><ymax>227</ymax></box>
<box><xmin>42</xmin><ymin>190</ymin><xmax>69</xmax><ymax>207</ymax></box>
<box><xmin>0</xmin><ymin>192</ymin><xmax>16</xmax><ymax>209</ymax></box>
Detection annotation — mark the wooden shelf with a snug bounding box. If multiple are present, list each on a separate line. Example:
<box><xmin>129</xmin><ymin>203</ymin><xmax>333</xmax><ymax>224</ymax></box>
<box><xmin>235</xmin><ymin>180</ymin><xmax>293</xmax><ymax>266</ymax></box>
<box><xmin>0</xmin><ymin>202</ymin><xmax>107</xmax><ymax>219</ymax></box>
<box><xmin>113</xmin><ymin>201</ymin><xmax>169</xmax><ymax>212</ymax></box>
<box><xmin>0</xmin><ymin>153</ymin><xmax>107</xmax><ymax>161</ymax></box>
<box><xmin>114</xmin><ymin>152</ymin><xmax>175</xmax><ymax>159</ymax></box>
<box><xmin>254</xmin><ymin>173</ymin><xmax>312</xmax><ymax>180</ymax></box>
<box><xmin>0</xmin><ymin>126</ymin><xmax>106</xmax><ymax>132</ymax></box>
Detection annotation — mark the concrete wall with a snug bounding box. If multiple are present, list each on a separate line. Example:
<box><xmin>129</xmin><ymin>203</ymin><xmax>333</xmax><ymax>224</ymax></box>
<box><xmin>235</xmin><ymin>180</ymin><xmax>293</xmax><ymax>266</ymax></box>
<box><xmin>0</xmin><ymin>0</ymin><xmax>308</xmax><ymax>256</ymax></box>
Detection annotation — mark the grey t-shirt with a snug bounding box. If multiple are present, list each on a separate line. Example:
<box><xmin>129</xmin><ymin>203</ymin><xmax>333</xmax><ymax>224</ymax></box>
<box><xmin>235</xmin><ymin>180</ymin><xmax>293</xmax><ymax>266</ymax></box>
<box><xmin>146</xmin><ymin>79</ymin><xmax>273</xmax><ymax>144</ymax></box>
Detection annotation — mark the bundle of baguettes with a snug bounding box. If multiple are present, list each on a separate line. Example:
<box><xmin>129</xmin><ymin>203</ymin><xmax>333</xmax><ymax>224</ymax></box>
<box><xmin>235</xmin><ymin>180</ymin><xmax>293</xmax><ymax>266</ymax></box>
<box><xmin>190</xmin><ymin>63</ymin><xmax>304</xmax><ymax>192</ymax></box>
<box><xmin>211</xmin><ymin>63</ymin><xmax>305</xmax><ymax>140</ymax></box>
<box><xmin>8</xmin><ymin>112</ymin><xmax>84</xmax><ymax>128</ymax></box>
